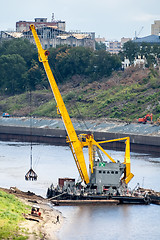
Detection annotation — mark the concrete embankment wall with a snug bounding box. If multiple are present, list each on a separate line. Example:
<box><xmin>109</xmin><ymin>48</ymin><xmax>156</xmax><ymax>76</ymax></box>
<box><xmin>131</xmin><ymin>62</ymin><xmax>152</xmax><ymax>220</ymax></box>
<box><xmin>0</xmin><ymin>125</ymin><xmax>160</xmax><ymax>154</ymax></box>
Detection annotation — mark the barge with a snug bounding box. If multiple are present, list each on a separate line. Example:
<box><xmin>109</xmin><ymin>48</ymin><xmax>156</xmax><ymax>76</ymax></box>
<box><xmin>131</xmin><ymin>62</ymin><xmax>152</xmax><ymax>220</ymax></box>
<box><xmin>47</xmin><ymin>176</ymin><xmax>151</xmax><ymax>205</ymax></box>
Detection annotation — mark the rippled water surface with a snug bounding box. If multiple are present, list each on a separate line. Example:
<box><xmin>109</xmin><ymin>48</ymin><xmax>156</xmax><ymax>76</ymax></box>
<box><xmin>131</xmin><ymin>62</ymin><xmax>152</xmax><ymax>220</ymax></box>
<box><xmin>0</xmin><ymin>141</ymin><xmax>160</xmax><ymax>240</ymax></box>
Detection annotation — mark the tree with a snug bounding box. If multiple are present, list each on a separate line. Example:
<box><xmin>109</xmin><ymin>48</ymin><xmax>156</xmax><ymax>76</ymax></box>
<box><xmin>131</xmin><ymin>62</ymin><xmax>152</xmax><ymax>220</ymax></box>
<box><xmin>26</xmin><ymin>60</ymin><xmax>48</xmax><ymax>90</ymax></box>
<box><xmin>95</xmin><ymin>41</ymin><xmax>106</xmax><ymax>50</ymax></box>
<box><xmin>0</xmin><ymin>38</ymin><xmax>37</xmax><ymax>67</ymax></box>
<box><xmin>54</xmin><ymin>46</ymin><xmax>94</xmax><ymax>81</ymax></box>
<box><xmin>122</xmin><ymin>41</ymin><xmax>160</xmax><ymax>67</ymax></box>
<box><xmin>0</xmin><ymin>54</ymin><xmax>27</xmax><ymax>94</ymax></box>
<box><xmin>123</xmin><ymin>41</ymin><xmax>139</xmax><ymax>63</ymax></box>
<box><xmin>88</xmin><ymin>50</ymin><xmax>121</xmax><ymax>78</ymax></box>
<box><xmin>48</xmin><ymin>46</ymin><xmax>122</xmax><ymax>81</ymax></box>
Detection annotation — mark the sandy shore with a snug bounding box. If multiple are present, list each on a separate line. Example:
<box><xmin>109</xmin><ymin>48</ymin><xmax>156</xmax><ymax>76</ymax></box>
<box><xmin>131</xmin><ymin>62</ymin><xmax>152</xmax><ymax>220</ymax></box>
<box><xmin>0</xmin><ymin>187</ymin><xmax>63</xmax><ymax>240</ymax></box>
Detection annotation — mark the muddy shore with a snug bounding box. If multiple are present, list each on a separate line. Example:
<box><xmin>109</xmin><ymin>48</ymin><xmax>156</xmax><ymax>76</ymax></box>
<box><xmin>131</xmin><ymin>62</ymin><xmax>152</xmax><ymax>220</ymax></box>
<box><xmin>0</xmin><ymin>187</ymin><xmax>63</xmax><ymax>240</ymax></box>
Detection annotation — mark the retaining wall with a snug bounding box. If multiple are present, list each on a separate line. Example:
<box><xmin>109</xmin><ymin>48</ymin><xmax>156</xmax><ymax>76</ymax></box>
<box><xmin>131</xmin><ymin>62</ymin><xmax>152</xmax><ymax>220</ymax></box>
<box><xmin>0</xmin><ymin>125</ymin><xmax>160</xmax><ymax>153</ymax></box>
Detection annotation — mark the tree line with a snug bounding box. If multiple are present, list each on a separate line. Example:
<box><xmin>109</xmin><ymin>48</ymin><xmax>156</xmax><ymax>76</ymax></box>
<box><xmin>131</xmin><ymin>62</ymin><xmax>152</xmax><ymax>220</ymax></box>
<box><xmin>0</xmin><ymin>39</ymin><xmax>121</xmax><ymax>95</ymax></box>
<box><xmin>119</xmin><ymin>40</ymin><xmax>160</xmax><ymax>67</ymax></box>
<box><xmin>1</xmin><ymin>38</ymin><xmax>160</xmax><ymax>95</ymax></box>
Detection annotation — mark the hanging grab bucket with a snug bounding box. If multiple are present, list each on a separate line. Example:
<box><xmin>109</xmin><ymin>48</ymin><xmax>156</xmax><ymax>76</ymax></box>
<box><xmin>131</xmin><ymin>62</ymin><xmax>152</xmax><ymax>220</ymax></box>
<box><xmin>25</xmin><ymin>168</ymin><xmax>38</xmax><ymax>181</ymax></box>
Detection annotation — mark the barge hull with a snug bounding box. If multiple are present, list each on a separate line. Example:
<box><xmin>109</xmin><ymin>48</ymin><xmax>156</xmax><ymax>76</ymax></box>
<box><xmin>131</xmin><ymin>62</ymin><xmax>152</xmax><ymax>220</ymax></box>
<box><xmin>51</xmin><ymin>199</ymin><xmax>119</xmax><ymax>206</ymax></box>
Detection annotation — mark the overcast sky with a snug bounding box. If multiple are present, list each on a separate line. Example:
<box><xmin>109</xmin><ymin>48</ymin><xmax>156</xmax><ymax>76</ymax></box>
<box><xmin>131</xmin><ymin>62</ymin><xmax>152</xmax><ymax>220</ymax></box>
<box><xmin>1</xmin><ymin>0</ymin><xmax>160</xmax><ymax>40</ymax></box>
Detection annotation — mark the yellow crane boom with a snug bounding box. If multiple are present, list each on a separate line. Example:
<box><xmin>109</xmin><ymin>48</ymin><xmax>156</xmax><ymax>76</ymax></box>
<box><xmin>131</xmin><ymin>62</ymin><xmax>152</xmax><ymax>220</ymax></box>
<box><xmin>30</xmin><ymin>24</ymin><xmax>89</xmax><ymax>184</ymax></box>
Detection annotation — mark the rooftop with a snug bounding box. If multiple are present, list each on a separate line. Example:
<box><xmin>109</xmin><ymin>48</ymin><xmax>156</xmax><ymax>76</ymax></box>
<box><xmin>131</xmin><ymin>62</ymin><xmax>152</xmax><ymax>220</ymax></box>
<box><xmin>133</xmin><ymin>35</ymin><xmax>160</xmax><ymax>44</ymax></box>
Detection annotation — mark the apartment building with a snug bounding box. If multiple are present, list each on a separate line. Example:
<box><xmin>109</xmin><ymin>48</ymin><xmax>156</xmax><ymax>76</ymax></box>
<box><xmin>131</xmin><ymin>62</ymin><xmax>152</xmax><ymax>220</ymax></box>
<box><xmin>16</xmin><ymin>17</ymin><xmax>66</xmax><ymax>32</ymax></box>
<box><xmin>151</xmin><ymin>20</ymin><xmax>160</xmax><ymax>35</ymax></box>
<box><xmin>0</xmin><ymin>14</ymin><xmax>95</xmax><ymax>49</ymax></box>
<box><xmin>23</xmin><ymin>26</ymin><xmax>95</xmax><ymax>49</ymax></box>
<box><xmin>105</xmin><ymin>38</ymin><xmax>131</xmax><ymax>54</ymax></box>
<box><xmin>106</xmin><ymin>40</ymin><xmax>121</xmax><ymax>54</ymax></box>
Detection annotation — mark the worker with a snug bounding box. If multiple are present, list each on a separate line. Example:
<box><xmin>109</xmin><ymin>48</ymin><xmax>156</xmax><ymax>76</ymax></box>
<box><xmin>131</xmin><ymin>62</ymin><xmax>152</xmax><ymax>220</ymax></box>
<box><xmin>56</xmin><ymin>215</ymin><xmax>60</xmax><ymax>223</ymax></box>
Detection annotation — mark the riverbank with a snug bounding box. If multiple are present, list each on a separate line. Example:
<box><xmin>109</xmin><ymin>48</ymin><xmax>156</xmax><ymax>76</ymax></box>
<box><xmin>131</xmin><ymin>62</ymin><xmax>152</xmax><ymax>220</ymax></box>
<box><xmin>0</xmin><ymin>187</ymin><xmax>63</xmax><ymax>240</ymax></box>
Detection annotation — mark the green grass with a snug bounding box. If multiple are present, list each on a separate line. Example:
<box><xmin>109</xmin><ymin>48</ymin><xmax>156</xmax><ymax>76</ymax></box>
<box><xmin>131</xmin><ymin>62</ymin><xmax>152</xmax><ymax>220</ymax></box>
<box><xmin>33</xmin><ymin>99</ymin><xmax>57</xmax><ymax>117</ymax></box>
<box><xmin>0</xmin><ymin>190</ymin><xmax>30</xmax><ymax>239</ymax></box>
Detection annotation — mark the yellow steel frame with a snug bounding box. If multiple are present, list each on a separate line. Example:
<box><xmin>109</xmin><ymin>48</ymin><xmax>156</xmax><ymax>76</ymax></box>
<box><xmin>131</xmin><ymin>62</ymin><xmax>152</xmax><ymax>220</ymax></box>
<box><xmin>97</xmin><ymin>137</ymin><xmax>134</xmax><ymax>184</ymax></box>
<box><xmin>79</xmin><ymin>135</ymin><xmax>134</xmax><ymax>184</ymax></box>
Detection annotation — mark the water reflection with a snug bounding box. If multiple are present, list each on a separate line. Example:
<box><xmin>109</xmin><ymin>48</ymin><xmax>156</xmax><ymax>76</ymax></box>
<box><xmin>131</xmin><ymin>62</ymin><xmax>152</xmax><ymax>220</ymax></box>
<box><xmin>56</xmin><ymin>204</ymin><xmax>160</xmax><ymax>240</ymax></box>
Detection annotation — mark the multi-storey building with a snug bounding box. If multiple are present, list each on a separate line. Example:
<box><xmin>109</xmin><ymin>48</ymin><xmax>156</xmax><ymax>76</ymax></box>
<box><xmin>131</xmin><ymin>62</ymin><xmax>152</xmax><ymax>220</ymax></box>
<box><xmin>106</xmin><ymin>37</ymin><xmax>131</xmax><ymax>54</ymax></box>
<box><xmin>16</xmin><ymin>16</ymin><xmax>66</xmax><ymax>32</ymax></box>
<box><xmin>0</xmin><ymin>15</ymin><xmax>95</xmax><ymax>49</ymax></box>
<box><xmin>23</xmin><ymin>26</ymin><xmax>95</xmax><ymax>49</ymax></box>
<box><xmin>106</xmin><ymin>40</ymin><xmax>121</xmax><ymax>54</ymax></box>
<box><xmin>151</xmin><ymin>20</ymin><xmax>160</xmax><ymax>35</ymax></box>
<box><xmin>121</xmin><ymin>37</ymin><xmax>132</xmax><ymax>46</ymax></box>
<box><xmin>95</xmin><ymin>37</ymin><xmax>106</xmax><ymax>43</ymax></box>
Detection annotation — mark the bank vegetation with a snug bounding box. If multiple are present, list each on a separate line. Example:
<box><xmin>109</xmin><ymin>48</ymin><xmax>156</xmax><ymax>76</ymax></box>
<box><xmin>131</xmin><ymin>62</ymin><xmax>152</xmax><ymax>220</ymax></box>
<box><xmin>0</xmin><ymin>38</ymin><xmax>160</xmax><ymax>121</ymax></box>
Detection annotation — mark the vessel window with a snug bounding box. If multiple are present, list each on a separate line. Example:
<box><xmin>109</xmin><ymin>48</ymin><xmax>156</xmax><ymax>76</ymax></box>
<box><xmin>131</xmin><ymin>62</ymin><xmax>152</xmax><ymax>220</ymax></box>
<box><xmin>99</xmin><ymin>170</ymin><xmax>102</xmax><ymax>174</ymax></box>
<box><xmin>107</xmin><ymin>171</ymin><xmax>110</xmax><ymax>174</ymax></box>
<box><xmin>103</xmin><ymin>171</ymin><xmax>105</xmax><ymax>174</ymax></box>
<box><xmin>115</xmin><ymin>171</ymin><xmax>118</xmax><ymax>174</ymax></box>
<box><xmin>111</xmin><ymin>171</ymin><xmax>114</xmax><ymax>174</ymax></box>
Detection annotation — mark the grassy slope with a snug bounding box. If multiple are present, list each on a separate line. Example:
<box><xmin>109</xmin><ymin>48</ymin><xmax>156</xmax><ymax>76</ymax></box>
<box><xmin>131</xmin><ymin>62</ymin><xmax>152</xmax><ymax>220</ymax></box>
<box><xmin>0</xmin><ymin>66</ymin><xmax>160</xmax><ymax>121</ymax></box>
<box><xmin>0</xmin><ymin>190</ymin><xmax>30</xmax><ymax>239</ymax></box>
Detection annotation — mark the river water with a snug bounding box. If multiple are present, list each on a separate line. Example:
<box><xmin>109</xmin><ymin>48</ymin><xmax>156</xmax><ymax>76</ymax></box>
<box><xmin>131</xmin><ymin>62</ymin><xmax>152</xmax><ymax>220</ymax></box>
<box><xmin>0</xmin><ymin>141</ymin><xmax>160</xmax><ymax>239</ymax></box>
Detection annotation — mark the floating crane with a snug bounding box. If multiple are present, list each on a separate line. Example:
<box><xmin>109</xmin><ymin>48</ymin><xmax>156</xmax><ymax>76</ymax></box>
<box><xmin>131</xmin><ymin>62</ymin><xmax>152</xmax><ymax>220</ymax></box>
<box><xmin>30</xmin><ymin>24</ymin><xmax>134</xmax><ymax>196</ymax></box>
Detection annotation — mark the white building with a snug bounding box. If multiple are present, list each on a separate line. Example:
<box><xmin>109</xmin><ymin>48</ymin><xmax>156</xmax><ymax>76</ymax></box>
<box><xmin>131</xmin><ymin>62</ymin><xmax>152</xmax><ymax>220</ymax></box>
<box><xmin>122</xmin><ymin>58</ymin><xmax>131</xmax><ymax>69</ymax></box>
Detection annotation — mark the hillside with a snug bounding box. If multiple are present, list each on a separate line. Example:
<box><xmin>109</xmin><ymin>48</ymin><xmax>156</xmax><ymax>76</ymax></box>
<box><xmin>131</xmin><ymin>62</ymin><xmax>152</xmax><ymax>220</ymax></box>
<box><xmin>0</xmin><ymin>66</ymin><xmax>160</xmax><ymax>121</ymax></box>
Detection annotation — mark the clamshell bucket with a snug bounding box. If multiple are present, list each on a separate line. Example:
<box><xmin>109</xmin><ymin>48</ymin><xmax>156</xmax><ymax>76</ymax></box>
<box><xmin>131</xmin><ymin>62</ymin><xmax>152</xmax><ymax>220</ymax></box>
<box><xmin>25</xmin><ymin>168</ymin><xmax>38</xmax><ymax>181</ymax></box>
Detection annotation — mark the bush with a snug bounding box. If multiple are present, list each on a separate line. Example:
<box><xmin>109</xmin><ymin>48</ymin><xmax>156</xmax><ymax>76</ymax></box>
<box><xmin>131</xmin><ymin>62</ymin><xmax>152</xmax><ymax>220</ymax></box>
<box><xmin>155</xmin><ymin>105</ymin><xmax>160</xmax><ymax>113</ymax></box>
<box><xmin>64</xmin><ymin>92</ymin><xmax>76</xmax><ymax>102</ymax></box>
